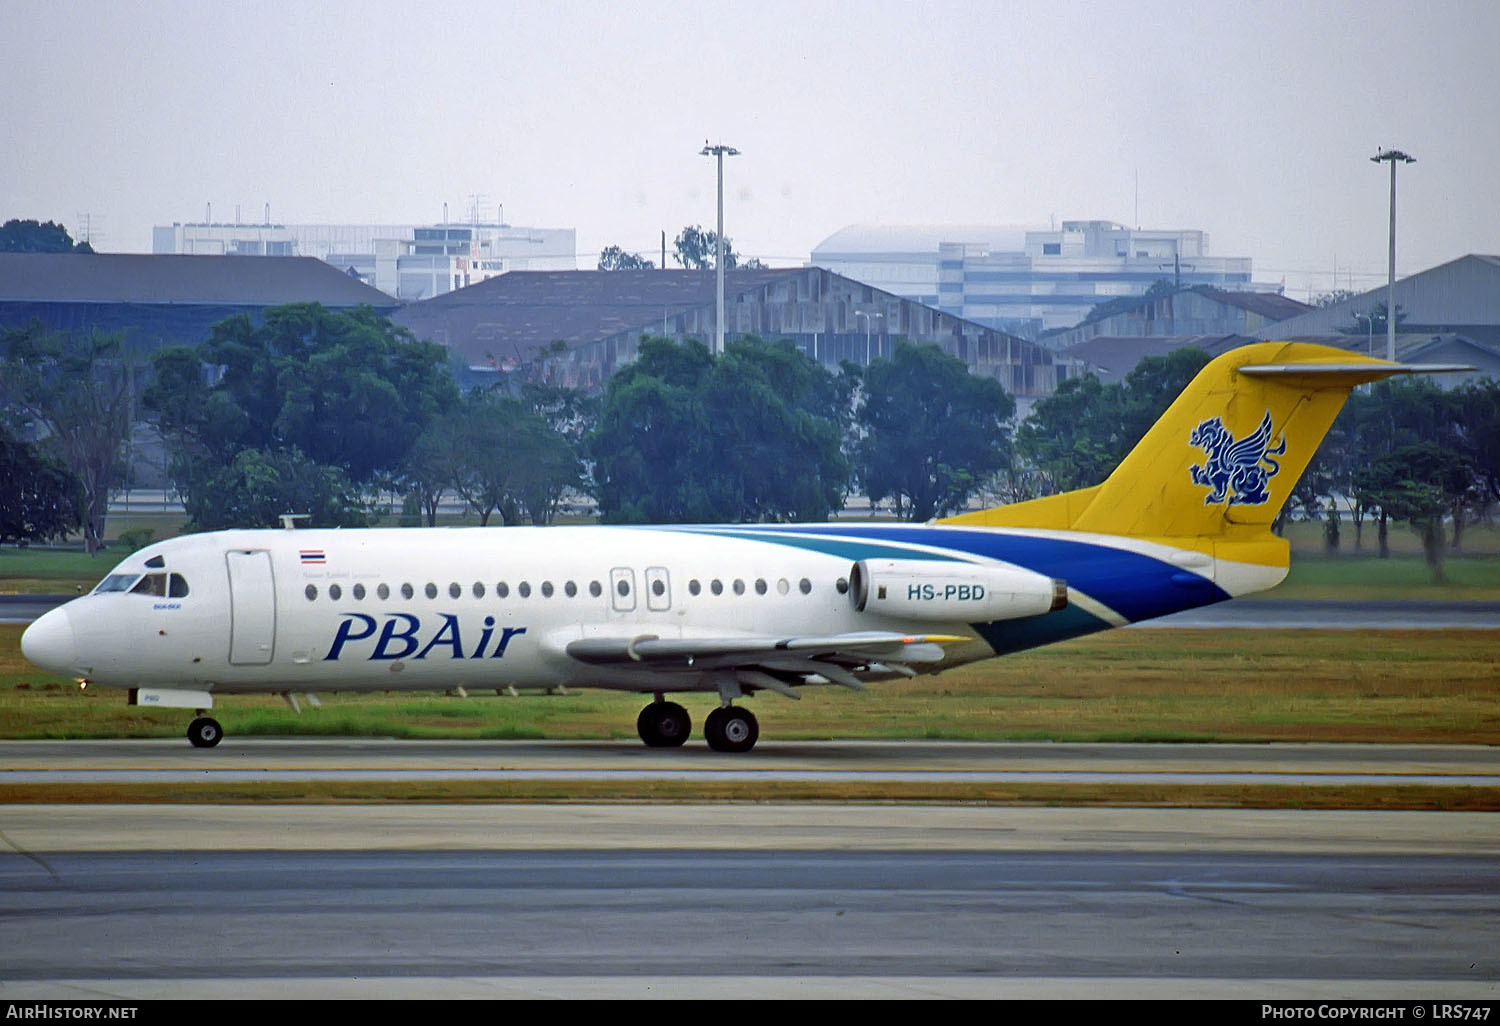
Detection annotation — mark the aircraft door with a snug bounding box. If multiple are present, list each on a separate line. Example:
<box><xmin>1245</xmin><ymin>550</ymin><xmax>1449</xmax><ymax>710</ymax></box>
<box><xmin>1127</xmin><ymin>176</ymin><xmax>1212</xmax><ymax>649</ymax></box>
<box><xmin>226</xmin><ymin>550</ymin><xmax>276</xmax><ymax>665</ymax></box>
<box><xmin>644</xmin><ymin>566</ymin><xmax>671</xmax><ymax>611</ymax></box>
<box><xmin>609</xmin><ymin>567</ymin><xmax>637</xmax><ymax>612</ymax></box>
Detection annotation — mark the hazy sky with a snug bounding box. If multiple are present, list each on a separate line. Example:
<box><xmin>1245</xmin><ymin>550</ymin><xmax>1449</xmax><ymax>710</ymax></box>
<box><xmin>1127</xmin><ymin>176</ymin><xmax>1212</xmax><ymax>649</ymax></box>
<box><xmin>4</xmin><ymin>0</ymin><xmax>1497</xmax><ymax>300</ymax></box>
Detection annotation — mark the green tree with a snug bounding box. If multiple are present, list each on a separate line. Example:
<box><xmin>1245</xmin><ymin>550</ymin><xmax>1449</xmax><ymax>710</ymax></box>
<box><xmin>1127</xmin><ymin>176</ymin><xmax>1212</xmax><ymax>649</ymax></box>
<box><xmin>146</xmin><ymin>304</ymin><xmax>459</xmax><ymax>527</ymax></box>
<box><xmin>1</xmin><ymin>325</ymin><xmax>140</xmax><ymax>553</ymax></box>
<box><xmin>1336</xmin><ymin>376</ymin><xmax>1463</xmax><ymax>557</ymax></box>
<box><xmin>0</xmin><ymin>424</ymin><xmax>84</xmax><ymax>544</ymax></box>
<box><xmin>1353</xmin><ymin>443</ymin><xmax>1473</xmax><ymax>580</ymax></box>
<box><xmin>588</xmin><ymin>337</ymin><xmax>847</xmax><ymax>523</ymax></box>
<box><xmin>857</xmin><ymin>342</ymin><xmax>1015</xmax><ymax>521</ymax></box>
<box><xmin>1015</xmin><ymin>348</ymin><xmax>1210</xmax><ymax>496</ymax></box>
<box><xmin>181</xmin><ymin>447</ymin><xmax>371</xmax><ymax>531</ymax></box>
<box><xmin>672</xmin><ymin>225</ymin><xmax>736</xmax><ymax>270</ymax></box>
<box><xmin>1451</xmin><ymin>378</ymin><xmax>1500</xmax><ymax>545</ymax></box>
<box><xmin>405</xmin><ymin>396</ymin><xmax>581</xmax><ymax>526</ymax></box>
<box><xmin>597</xmin><ymin>245</ymin><xmax>655</xmax><ymax>270</ymax></box>
<box><xmin>0</xmin><ymin>219</ymin><xmax>93</xmax><ymax>253</ymax></box>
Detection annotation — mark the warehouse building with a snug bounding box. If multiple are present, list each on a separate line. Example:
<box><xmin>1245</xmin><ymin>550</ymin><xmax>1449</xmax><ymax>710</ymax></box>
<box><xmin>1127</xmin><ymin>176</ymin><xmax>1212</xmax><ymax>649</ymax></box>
<box><xmin>0</xmin><ymin>253</ymin><xmax>397</xmax><ymax>352</ymax></box>
<box><xmin>392</xmin><ymin>266</ymin><xmax>1081</xmax><ymax>399</ymax></box>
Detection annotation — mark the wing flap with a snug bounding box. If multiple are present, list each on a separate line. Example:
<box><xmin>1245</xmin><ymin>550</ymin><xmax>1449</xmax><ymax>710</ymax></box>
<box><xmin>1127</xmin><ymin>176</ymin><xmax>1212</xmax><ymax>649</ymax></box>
<box><xmin>564</xmin><ymin>631</ymin><xmax>967</xmax><ymax>667</ymax></box>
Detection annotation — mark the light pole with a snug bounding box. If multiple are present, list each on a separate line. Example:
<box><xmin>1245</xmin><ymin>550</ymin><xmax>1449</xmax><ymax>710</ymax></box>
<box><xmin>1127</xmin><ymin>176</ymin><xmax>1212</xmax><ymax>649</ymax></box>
<box><xmin>1371</xmin><ymin>148</ymin><xmax>1414</xmax><ymax>362</ymax></box>
<box><xmin>1353</xmin><ymin>311</ymin><xmax>1374</xmax><ymax>359</ymax></box>
<box><xmin>700</xmin><ymin>141</ymin><xmax>740</xmax><ymax>356</ymax></box>
<box><xmin>854</xmin><ymin>311</ymin><xmax>883</xmax><ymax>364</ymax></box>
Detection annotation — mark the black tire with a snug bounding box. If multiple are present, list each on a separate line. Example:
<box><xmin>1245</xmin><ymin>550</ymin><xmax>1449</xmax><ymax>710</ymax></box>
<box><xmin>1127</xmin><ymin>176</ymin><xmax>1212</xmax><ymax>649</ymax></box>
<box><xmin>636</xmin><ymin>701</ymin><xmax>691</xmax><ymax>748</ymax></box>
<box><xmin>703</xmin><ymin>706</ymin><xmax>726</xmax><ymax>750</ymax></box>
<box><xmin>187</xmin><ymin>717</ymin><xmax>223</xmax><ymax>749</ymax></box>
<box><xmin>704</xmin><ymin>706</ymin><xmax>758</xmax><ymax>754</ymax></box>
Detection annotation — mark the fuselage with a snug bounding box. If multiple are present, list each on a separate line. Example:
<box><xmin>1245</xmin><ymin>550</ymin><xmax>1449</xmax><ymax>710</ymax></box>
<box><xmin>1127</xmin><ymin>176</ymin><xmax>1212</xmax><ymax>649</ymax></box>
<box><xmin>20</xmin><ymin>522</ymin><xmax>1283</xmax><ymax>697</ymax></box>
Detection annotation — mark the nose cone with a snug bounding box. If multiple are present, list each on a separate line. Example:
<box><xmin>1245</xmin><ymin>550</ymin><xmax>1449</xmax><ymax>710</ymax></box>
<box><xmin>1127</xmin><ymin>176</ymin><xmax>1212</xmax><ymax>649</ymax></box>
<box><xmin>21</xmin><ymin>607</ymin><xmax>78</xmax><ymax>675</ymax></box>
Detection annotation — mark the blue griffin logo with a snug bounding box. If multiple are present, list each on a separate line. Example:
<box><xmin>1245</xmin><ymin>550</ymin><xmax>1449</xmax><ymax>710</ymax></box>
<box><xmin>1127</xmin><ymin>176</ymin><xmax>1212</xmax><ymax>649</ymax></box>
<box><xmin>1188</xmin><ymin>410</ymin><xmax>1286</xmax><ymax>506</ymax></box>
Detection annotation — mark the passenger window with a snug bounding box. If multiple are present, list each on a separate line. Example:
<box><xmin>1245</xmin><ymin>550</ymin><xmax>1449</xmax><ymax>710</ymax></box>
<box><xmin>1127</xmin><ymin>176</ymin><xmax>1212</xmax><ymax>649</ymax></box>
<box><xmin>733</xmin><ymin>579</ymin><xmax>745</xmax><ymax>595</ymax></box>
<box><xmin>651</xmin><ymin>579</ymin><xmax>665</xmax><ymax>597</ymax></box>
<box><xmin>473</xmin><ymin>582</ymin><xmax>485</xmax><ymax>598</ymax></box>
<box><xmin>353</xmin><ymin>583</ymin><xmax>366</xmax><ymax>600</ymax></box>
<box><xmin>377</xmin><ymin>584</ymin><xmax>390</xmax><ymax>600</ymax></box>
<box><xmin>401</xmin><ymin>583</ymin><xmax>414</xmax><ymax>600</ymax></box>
<box><xmin>589</xmin><ymin>581</ymin><xmax>602</xmax><ymax>598</ymax></box>
<box><xmin>169</xmin><ymin>574</ymin><xmax>190</xmax><ymax>598</ymax></box>
<box><xmin>329</xmin><ymin>584</ymin><xmax>342</xmax><ymax>601</ymax></box>
<box><xmin>541</xmin><ymin>581</ymin><xmax>554</xmax><ymax>598</ymax></box>
<box><xmin>711</xmin><ymin>579</ymin><xmax>723</xmax><ymax>596</ymax></box>
<box><xmin>754</xmin><ymin>578</ymin><xmax>767</xmax><ymax>595</ymax></box>
<box><xmin>799</xmin><ymin>578</ymin><xmax>812</xmax><ymax>594</ymax></box>
<box><xmin>497</xmin><ymin>582</ymin><xmax>510</xmax><ymax>598</ymax></box>
<box><xmin>448</xmin><ymin>582</ymin><xmax>461</xmax><ymax>599</ymax></box>
<box><xmin>616</xmin><ymin>579</ymin><xmax>630</xmax><ymax>597</ymax></box>
<box><xmin>519</xmin><ymin>582</ymin><xmax>531</xmax><ymax>598</ymax></box>
<box><xmin>305</xmin><ymin>584</ymin><xmax>318</xmax><ymax>601</ymax></box>
<box><xmin>688</xmin><ymin>579</ymin><xmax>701</xmax><ymax>596</ymax></box>
<box><xmin>425</xmin><ymin>583</ymin><xmax>438</xmax><ymax>599</ymax></box>
<box><xmin>777</xmin><ymin>578</ymin><xmax>789</xmax><ymax>595</ymax></box>
<box><xmin>565</xmin><ymin>581</ymin><xmax>577</xmax><ymax>598</ymax></box>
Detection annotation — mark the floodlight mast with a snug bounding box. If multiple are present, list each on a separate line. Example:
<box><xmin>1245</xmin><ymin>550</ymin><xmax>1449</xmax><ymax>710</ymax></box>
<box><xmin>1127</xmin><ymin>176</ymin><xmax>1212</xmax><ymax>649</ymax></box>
<box><xmin>700</xmin><ymin>141</ymin><xmax>740</xmax><ymax>356</ymax></box>
<box><xmin>1371</xmin><ymin>148</ymin><xmax>1415</xmax><ymax>362</ymax></box>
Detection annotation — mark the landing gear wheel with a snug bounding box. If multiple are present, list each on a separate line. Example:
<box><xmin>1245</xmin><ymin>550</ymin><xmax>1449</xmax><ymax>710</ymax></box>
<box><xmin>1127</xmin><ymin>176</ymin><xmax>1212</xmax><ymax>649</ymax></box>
<box><xmin>187</xmin><ymin>717</ymin><xmax>223</xmax><ymax>749</ymax></box>
<box><xmin>704</xmin><ymin>706</ymin><xmax>759</xmax><ymax>754</ymax></box>
<box><xmin>636</xmin><ymin>701</ymin><xmax>691</xmax><ymax>748</ymax></box>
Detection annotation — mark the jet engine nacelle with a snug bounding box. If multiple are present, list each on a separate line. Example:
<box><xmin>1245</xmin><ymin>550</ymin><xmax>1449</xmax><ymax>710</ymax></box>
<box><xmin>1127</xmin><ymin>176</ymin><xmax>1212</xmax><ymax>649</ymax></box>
<box><xmin>849</xmin><ymin>559</ymin><xmax>1067</xmax><ymax>622</ymax></box>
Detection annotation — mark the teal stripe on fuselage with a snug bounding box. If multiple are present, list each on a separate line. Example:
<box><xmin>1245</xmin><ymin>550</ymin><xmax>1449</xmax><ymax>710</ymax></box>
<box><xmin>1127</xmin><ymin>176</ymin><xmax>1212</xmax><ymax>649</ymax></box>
<box><xmin>675</xmin><ymin>523</ymin><xmax>1226</xmax><ymax>625</ymax></box>
<box><xmin>662</xmin><ymin>527</ymin><xmax>964</xmax><ymax>564</ymax></box>
<box><xmin>968</xmin><ymin>604</ymin><xmax>1114</xmax><ymax>657</ymax></box>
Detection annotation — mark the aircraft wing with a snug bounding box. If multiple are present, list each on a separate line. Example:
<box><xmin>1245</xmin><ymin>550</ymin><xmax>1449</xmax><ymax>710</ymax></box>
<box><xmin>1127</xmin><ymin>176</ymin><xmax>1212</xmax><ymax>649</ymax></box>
<box><xmin>564</xmin><ymin>630</ymin><xmax>971</xmax><ymax>694</ymax></box>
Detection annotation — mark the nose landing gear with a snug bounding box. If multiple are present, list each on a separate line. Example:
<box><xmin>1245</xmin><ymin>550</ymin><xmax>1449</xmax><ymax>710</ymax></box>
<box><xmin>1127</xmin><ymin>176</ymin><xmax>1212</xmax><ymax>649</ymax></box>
<box><xmin>187</xmin><ymin>716</ymin><xmax>223</xmax><ymax>749</ymax></box>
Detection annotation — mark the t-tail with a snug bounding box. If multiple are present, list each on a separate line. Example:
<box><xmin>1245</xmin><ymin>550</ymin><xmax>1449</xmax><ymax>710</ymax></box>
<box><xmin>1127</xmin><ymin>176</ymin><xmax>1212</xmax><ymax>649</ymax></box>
<box><xmin>941</xmin><ymin>341</ymin><xmax>1468</xmax><ymax>589</ymax></box>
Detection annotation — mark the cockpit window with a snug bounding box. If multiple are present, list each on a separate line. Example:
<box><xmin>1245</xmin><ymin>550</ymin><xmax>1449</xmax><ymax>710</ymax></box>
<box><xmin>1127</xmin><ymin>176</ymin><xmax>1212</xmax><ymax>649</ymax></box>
<box><xmin>129</xmin><ymin>573</ymin><xmax>168</xmax><ymax>597</ymax></box>
<box><xmin>95</xmin><ymin>574</ymin><xmax>140</xmax><ymax>593</ymax></box>
<box><xmin>169</xmin><ymin>573</ymin><xmax>190</xmax><ymax>598</ymax></box>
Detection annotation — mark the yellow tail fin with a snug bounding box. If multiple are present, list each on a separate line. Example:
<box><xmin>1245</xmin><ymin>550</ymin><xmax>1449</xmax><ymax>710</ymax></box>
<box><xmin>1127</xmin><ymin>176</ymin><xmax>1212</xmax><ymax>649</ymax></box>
<box><xmin>943</xmin><ymin>342</ymin><xmax>1445</xmax><ymax>539</ymax></box>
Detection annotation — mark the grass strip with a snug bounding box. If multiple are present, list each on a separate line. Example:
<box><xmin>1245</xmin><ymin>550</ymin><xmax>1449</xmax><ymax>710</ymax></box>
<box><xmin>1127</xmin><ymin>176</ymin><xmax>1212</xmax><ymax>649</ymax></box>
<box><xmin>4</xmin><ymin>626</ymin><xmax>1498</xmax><ymax>745</ymax></box>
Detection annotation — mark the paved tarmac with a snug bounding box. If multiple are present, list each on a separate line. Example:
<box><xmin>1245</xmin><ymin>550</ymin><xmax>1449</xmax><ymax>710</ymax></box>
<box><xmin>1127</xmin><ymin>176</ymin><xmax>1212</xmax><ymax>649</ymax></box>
<box><xmin>2</xmin><ymin>739</ymin><xmax>1497</xmax><ymax>999</ymax></box>
<box><xmin>0</xmin><ymin>805</ymin><xmax>1496</xmax><ymax>999</ymax></box>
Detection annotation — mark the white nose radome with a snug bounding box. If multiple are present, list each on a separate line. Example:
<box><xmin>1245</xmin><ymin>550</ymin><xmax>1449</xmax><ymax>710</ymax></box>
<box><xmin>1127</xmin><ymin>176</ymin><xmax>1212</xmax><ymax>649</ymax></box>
<box><xmin>21</xmin><ymin>607</ymin><xmax>77</xmax><ymax>676</ymax></box>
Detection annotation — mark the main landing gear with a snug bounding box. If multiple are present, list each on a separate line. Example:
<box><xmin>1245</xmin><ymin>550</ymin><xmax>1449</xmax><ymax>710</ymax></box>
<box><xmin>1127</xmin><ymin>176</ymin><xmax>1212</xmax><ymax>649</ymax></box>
<box><xmin>635</xmin><ymin>696</ymin><xmax>760</xmax><ymax>753</ymax></box>
<box><xmin>636</xmin><ymin>698</ymin><xmax>691</xmax><ymax>748</ymax></box>
<box><xmin>704</xmin><ymin>705</ymin><xmax>758</xmax><ymax>754</ymax></box>
<box><xmin>187</xmin><ymin>716</ymin><xmax>223</xmax><ymax>749</ymax></box>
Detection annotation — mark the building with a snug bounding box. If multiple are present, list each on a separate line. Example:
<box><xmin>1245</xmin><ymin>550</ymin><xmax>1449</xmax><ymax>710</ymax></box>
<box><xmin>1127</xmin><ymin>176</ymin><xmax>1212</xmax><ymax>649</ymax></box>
<box><xmin>0</xmin><ymin>253</ymin><xmax>398</xmax><ymax>353</ymax></box>
<box><xmin>811</xmin><ymin>221</ymin><xmax>1265</xmax><ymax>342</ymax></box>
<box><xmin>391</xmin><ymin>267</ymin><xmax>1082</xmax><ymax>402</ymax></box>
<box><xmin>1045</xmin><ymin>286</ymin><xmax>1311</xmax><ymax>349</ymax></box>
<box><xmin>1061</xmin><ymin>334</ymin><xmax>1257</xmax><ymax>386</ymax></box>
<box><xmin>153</xmin><ymin>218</ymin><xmax>577</xmax><ymax>301</ymax></box>
<box><xmin>1256</xmin><ymin>255</ymin><xmax>1500</xmax><ymax>351</ymax></box>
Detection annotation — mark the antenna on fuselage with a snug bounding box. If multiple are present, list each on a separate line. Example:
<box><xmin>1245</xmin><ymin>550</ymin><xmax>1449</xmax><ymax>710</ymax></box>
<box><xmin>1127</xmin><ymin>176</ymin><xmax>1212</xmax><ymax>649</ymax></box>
<box><xmin>279</xmin><ymin>514</ymin><xmax>311</xmax><ymax>530</ymax></box>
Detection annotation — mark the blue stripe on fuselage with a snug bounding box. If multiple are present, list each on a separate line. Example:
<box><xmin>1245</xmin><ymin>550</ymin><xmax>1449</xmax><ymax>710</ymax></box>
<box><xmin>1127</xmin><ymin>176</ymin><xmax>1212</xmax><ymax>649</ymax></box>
<box><xmin>673</xmin><ymin>523</ymin><xmax>1229</xmax><ymax>624</ymax></box>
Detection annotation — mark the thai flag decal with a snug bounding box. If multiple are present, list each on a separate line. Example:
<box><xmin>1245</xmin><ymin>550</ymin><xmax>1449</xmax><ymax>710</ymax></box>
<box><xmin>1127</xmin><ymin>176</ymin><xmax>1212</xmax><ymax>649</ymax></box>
<box><xmin>299</xmin><ymin>549</ymin><xmax>326</xmax><ymax>565</ymax></box>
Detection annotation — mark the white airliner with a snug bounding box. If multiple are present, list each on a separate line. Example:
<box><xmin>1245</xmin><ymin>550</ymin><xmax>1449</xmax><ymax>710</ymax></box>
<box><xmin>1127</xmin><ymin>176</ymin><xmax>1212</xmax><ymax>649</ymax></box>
<box><xmin>20</xmin><ymin>343</ymin><xmax>1461</xmax><ymax>751</ymax></box>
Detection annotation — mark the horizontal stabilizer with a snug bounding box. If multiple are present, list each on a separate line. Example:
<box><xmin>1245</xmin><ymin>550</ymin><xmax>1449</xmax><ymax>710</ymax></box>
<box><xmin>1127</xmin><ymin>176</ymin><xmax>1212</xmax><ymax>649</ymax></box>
<box><xmin>1238</xmin><ymin>362</ymin><xmax>1473</xmax><ymax>386</ymax></box>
